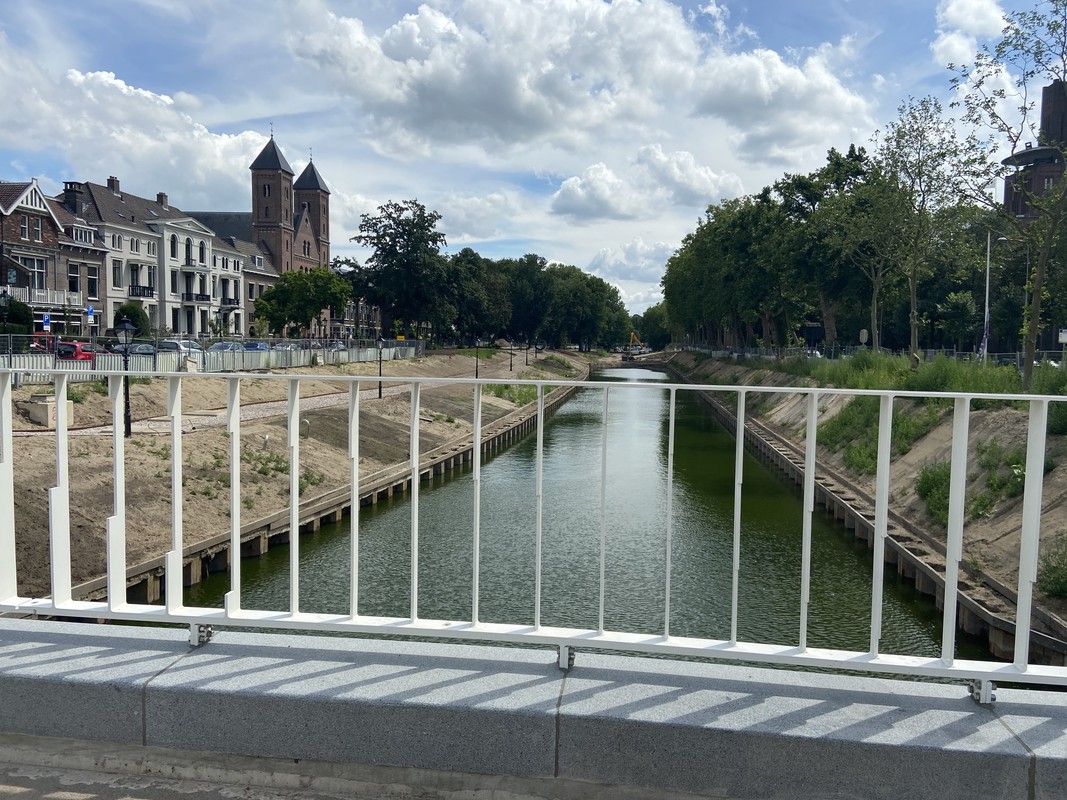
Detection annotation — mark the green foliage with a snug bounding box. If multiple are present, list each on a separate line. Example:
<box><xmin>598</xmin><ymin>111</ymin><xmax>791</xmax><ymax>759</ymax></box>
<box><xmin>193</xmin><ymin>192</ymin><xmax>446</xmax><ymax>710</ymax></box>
<box><xmin>114</xmin><ymin>302</ymin><xmax>151</xmax><ymax>338</ymax></box>
<box><xmin>1037</xmin><ymin>535</ymin><xmax>1067</xmax><ymax>598</ymax></box>
<box><xmin>243</xmin><ymin>450</ymin><xmax>289</xmax><ymax>477</ymax></box>
<box><xmin>819</xmin><ymin>394</ymin><xmax>942</xmax><ymax>475</ymax></box>
<box><xmin>916</xmin><ymin>461</ymin><xmax>951</xmax><ymax>527</ymax></box>
<box><xmin>254</xmin><ymin>268</ymin><xmax>352</xmax><ymax>336</ymax></box>
<box><xmin>483</xmin><ymin>383</ymin><xmax>538</xmax><ymax>406</ymax></box>
<box><xmin>298</xmin><ymin>468</ymin><xmax>324</xmax><ymax>496</ymax></box>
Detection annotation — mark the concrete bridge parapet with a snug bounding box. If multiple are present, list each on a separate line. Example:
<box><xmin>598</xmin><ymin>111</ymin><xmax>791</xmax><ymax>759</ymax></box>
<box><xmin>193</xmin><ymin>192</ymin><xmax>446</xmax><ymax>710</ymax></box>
<box><xmin>0</xmin><ymin>619</ymin><xmax>1063</xmax><ymax>799</ymax></box>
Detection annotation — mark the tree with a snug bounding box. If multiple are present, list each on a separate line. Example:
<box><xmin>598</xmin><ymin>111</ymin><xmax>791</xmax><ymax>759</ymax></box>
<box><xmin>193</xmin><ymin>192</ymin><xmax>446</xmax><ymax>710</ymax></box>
<box><xmin>351</xmin><ymin>200</ymin><xmax>448</xmax><ymax>337</ymax></box>
<box><xmin>936</xmin><ymin>291</ymin><xmax>979</xmax><ymax>351</ymax></box>
<box><xmin>254</xmin><ymin>268</ymin><xmax>352</xmax><ymax>336</ymax></box>
<box><xmin>951</xmin><ymin>1</ymin><xmax>1067</xmax><ymax>388</ymax></box>
<box><xmin>114</xmin><ymin>302</ymin><xmax>151</xmax><ymax>338</ymax></box>
<box><xmin>876</xmin><ymin>96</ymin><xmax>985</xmax><ymax>366</ymax></box>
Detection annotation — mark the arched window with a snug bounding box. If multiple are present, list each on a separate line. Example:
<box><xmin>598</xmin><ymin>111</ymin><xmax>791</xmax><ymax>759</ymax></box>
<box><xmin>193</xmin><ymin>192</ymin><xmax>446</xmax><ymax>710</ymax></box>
<box><xmin>199</xmin><ymin>241</ymin><xmax>206</xmax><ymax>263</ymax></box>
<box><xmin>185</xmin><ymin>238</ymin><xmax>192</xmax><ymax>263</ymax></box>
<box><xmin>170</xmin><ymin>234</ymin><xmax>177</xmax><ymax>258</ymax></box>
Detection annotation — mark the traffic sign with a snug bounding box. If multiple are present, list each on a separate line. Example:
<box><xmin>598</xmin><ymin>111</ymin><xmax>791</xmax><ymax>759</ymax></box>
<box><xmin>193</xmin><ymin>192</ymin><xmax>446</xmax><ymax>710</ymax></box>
<box><xmin>43</xmin><ymin>313</ymin><xmax>51</xmax><ymax>331</ymax></box>
<box><xmin>87</xmin><ymin>304</ymin><xmax>94</xmax><ymax>323</ymax></box>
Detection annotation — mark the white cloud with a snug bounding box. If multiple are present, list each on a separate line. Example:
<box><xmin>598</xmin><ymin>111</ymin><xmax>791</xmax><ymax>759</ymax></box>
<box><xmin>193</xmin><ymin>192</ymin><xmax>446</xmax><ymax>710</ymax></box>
<box><xmin>439</xmin><ymin>191</ymin><xmax>521</xmax><ymax>242</ymax></box>
<box><xmin>635</xmin><ymin>144</ymin><xmax>743</xmax><ymax>206</ymax></box>
<box><xmin>550</xmin><ymin>163</ymin><xmax>644</xmax><ymax>221</ymax></box>
<box><xmin>588</xmin><ymin>237</ymin><xmax>676</xmax><ymax>283</ymax></box>
<box><xmin>932</xmin><ymin>0</ymin><xmax>1007</xmax><ymax>68</ymax></box>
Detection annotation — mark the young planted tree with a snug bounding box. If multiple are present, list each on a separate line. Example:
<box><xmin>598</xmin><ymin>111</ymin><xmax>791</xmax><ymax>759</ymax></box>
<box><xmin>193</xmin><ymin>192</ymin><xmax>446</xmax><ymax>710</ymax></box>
<box><xmin>951</xmin><ymin>0</ymin><xmax>1067</xmax><ymax>388</ymax></box>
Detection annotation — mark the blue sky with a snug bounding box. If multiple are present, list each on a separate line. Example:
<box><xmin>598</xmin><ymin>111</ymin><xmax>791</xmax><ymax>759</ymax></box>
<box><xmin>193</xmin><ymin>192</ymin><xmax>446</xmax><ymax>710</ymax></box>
<box><xmin>0</xmin><ymin>0</ymin><xmax>1028</xmax><ymax>313</ymax></box>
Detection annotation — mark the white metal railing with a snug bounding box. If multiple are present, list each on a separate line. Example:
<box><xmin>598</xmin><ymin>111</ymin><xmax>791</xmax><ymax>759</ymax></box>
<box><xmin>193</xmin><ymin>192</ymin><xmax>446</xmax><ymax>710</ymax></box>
<box><xmin>0</xmin><ymin>368</ymin><xmax>1065</xmax><ymax>692</ymax></box>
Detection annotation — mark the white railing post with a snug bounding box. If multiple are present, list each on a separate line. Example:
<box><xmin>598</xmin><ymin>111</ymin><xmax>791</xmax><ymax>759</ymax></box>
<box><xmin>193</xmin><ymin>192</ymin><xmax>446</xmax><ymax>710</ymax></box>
<box><xmin>472</xmin><ymin>386</ymin><xmax>483</xmax><ymax>626</ymax></box>
<box><xmin>165</xmin><ymin>377</ymin><xmax>184</xmax><ymax>613</ymax></box>
<box><xmin>941</xmin><ymin>397</ymin><xmax>971</xmax><ymax>665</ymax></box>
<box><xmin>798</xmin><ymin>391</ymin><xmax>818</xmax><ymax>650</ymax></box>
<box><xmin>409</xmin><ymin>382</ymin><xmax>421</xmax><ymax>622</ymax></box>
<box><xmin>869</xmin><ymin>393</ymin><xmax>894</xmax><ymax>656</ymax></box>
<box><xmin>1014</xmin><ymin>398</ymin><xmax>1049</xmax><ymax>670</ymax></box>
<box><xmin>106</xmin><ymin>374</ymin><xmax>127</xmax><ymax>611</ymax></box>
<box><xmin>225</xmin><ymin>377</ymin><xmax>242</xmax><ymax>615</ymax></box>
<box><xmin>0</xmin><ymin>372</ymin><xmax>16</xmax><ymax>603</ymax></box>
<box><xmin>663</xmin><ymin>386</ymin><xmax>676</xmax><ymax>638</ymax></box>
<box><xmin>288</xmin><ymin>379</ymin><xmax>301</xmax><ymax>614</ymax></box>
<box><xmin>348</xmin><ymin>382</ymin><xmax>360</xmax><ymax>618</ymax></box>
<box><xmin>48</xmin><ymin>373</ymin><xmax>72</xmax><ymax>607</ymax></box>
<box><xmin>731</xmin><ymin>390</ymin><xmax>746</xmax><ymax>646</ymax></box>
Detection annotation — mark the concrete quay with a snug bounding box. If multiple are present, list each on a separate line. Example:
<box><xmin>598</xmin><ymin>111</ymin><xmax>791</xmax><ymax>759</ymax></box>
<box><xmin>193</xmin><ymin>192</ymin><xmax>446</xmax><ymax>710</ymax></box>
<box><xmin>0</xmin><ymin>618</ymin><xmax>1064</xmax><ymax>800</ymax></box>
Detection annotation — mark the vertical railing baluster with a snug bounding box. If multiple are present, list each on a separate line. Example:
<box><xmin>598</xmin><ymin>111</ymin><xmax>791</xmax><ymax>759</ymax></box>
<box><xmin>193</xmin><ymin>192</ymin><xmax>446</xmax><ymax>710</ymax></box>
<box><xmin>534</xmin><ymin>385</ymin><xmax>545</xmax><ymax>629</ymax></box>
<box><xmin>941</xmin><ymin>396</ymin><xmax>971</xmax><ymax>665</ymax></box>
<box><xmin>224</xmin><ymin>377</ymin><xmax>241</xmax><ymax>615</ymax></box>
<box><xmin>165</xmin><ymin>376</ymin><xmax>184</xmax><ymax>612</ymax></box>
<box><xmin>598</xmin><ymin>386</ymin><xmax>609</xmax><ymax>634</ymax></box>
<box><xmin>410</xmin><ymin>382</ymin><xmax>421</xmax><ymax>622</ymax></box>
<box><xmin>348</xmin><ymin>382</ymin><xmax>360</xmax><ymax>618</ymax></box>
<box><xmin>472</xmin><ymin>385</ymin><xmax>483</xmax><ymax>625</ymax></box>
<box><xmin>663</xmin><ymin>386</ymin><xmax>676</xmax><ymax>638</ymax></box>
<box><xmin>731</xmin><ymin>390</ymin><xmax>746</xmax><ymax>645</ymax></box>
<box><xmin>49</xmin><ymin>373</ymin><xmax>72</xmax><ymax>607</ymax></box>
<box><xmin>799</xmin><ymin>391</ymin><xmax>818</xmax><ymax>650</ymax></box>
<box><xmin>869</xmin><ymin>393</ymin><xmax>894</xmax><ymax>656</ymax></box>
<box><xmin>0</xmin><ymin>372</ymin><xmax>15</xmax><ymax>603</ymax></box>
<box><xmin>106</xmin><ymin>374</ymin><xmax>126</xmax><ymax>611</ymax></box>
<box><xmin>1014</xmin><ymin>398</ymin><xmax>1049</xmax><ymax>671</ymax></box>
<box><xmin>287</xmin><ymin>379</ymin><xmax>301</xmax><ymax>614</ymax></box>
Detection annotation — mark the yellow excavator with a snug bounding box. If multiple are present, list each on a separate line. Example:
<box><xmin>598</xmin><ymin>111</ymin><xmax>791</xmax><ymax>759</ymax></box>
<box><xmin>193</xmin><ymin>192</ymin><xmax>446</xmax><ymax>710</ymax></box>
<box><xmin>622</xmin><ymin>331</ymin><xmax>644</xmax><ymax>361</ymax></box>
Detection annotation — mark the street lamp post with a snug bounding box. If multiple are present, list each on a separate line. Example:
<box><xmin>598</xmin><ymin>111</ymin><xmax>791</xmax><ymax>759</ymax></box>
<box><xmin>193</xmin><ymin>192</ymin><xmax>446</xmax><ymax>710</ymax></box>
<box><xmin>377</xmin><ymin>334</ymin><xmax>384</xmax><ymax>399</ymax></box>
<box><xmin>475</xmin><ymin>340</ymin><xmax>480</xmax><ymax>379</ymax></box>
<box><xmin>982</xmin><ymin>232</ymin><xmax>1007</xmax><ymax>363</ymax></box>
<box><xmin>0</xmin><ymin>289</ymin><xmax>10</xmax><ymax>364</ymax></box>
<box><xmin>115</xmin><ymin>316</ymin><xmax>136</xmax><ymax>438</ymax></box>
<box><xmin>524</xmin><ymin>338</ymin><xmax>529</xmax><ymax>366</ymax></box>
<box><xmin>509</xmin><ymin>342</ymin><xmax>513</xmax><ymax>371</ymax></box>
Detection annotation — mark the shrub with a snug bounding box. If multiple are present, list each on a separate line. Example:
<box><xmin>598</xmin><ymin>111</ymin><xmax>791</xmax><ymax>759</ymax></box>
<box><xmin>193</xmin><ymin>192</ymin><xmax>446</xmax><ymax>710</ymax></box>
<box><xmin>915</xmin><ymin>461</ymin><xmax>951</xmax><ymax>527</ymax></box>
<box><xmin>1037</xmin><ymin>535</ymin><xmax>1067</xmax><ymax>597</ymax></box>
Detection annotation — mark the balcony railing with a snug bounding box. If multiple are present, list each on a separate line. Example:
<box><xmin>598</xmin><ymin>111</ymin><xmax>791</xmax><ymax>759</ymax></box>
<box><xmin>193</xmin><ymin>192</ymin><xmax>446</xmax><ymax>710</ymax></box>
<box><xmin>128</xmin><ymin>285</ymin><xmax>155</xmax><ymax>298</ymax></box>
<box><xmin>0</xmin><ymin>369</ymin><xmax>1064</xmax><ymax>695</ymax></box>
<box><xmin>1</xmin><ymin>286</ymin><xmax>82</xmax><ymax>308</ymax></box>
<box><xmin>222</xmin><ymin>297</ymin><xmax>240</xmax><ymax>307</ymax></box>
<box><xmin>180</xmin><ymin>292</ymin><xmax>211</xmax><ymax>303</ymax></box>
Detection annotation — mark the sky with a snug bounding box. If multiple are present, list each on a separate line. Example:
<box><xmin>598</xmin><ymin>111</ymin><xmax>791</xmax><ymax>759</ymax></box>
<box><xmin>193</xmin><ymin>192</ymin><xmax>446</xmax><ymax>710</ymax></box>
<box><xmin>0</xmin><ymin>0</ymin><xmax>1030</xmax><ymax>314</ymax></box>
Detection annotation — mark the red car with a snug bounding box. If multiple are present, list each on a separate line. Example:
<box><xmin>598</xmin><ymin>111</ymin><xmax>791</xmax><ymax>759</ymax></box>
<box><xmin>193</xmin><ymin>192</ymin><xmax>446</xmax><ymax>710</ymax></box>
<box><xmin>55</xmin><ymin>341</ymin><xmax>106</xmax><ymax>360</ymax></box>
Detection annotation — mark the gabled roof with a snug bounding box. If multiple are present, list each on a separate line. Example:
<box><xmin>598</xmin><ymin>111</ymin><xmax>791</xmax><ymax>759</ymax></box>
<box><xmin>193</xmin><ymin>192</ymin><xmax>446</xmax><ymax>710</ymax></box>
<box><xmin>0</xmin><ymin>179</ymin><xmax>63</xmax><ymax>230</ymax></box>
<box><xmin>75</xmin><ymin>181</ymin><xmax>188</xmax><ymax>231</ymax></box>
<box><xmin>46</xmin><ymin>198</ymin><xmax>107</xmax><ymax>251</ymax></box>
<box><xmin>230</xmin><ymin>237</ymin><xmax>278</xmax><ymax>277</ymax></box>
<box><xmin>187</xmin><ymin>211</ymin><xmax>253</xmax><ymax>242</ymax></box>
<box><xmin>294</xmin><ymin>161</ymin><xmax>330</xmax><ymax>194</ymax></box>
<box><xmin>249</xmin><ymin>137</ymin><xmax>294</xmax><ymax>175</ymax></box>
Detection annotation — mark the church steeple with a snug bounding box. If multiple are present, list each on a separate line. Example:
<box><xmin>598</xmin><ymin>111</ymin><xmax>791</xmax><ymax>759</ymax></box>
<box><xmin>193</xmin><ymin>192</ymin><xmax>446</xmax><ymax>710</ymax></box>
<box><xmin>250</xmin><ymin>136</ymin><xmax>294</xmax><ymax>272</ymax></box>
<box><xmin>294</xmin><ymin>160</ymin><xmax>331</xmax><ymax>265</ymax></box>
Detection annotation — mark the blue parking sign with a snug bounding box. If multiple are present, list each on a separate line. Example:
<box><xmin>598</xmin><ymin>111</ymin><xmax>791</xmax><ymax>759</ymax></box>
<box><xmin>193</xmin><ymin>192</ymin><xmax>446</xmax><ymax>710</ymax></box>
<box><xmin>43</xmin><ymin>313</ymin><xmax>51</xmax><ymax>331</ymax></box>
<box><xmin>87</xmin><ymin>304</ymin><xmax>94</xmax><ymax>323</ymax></box>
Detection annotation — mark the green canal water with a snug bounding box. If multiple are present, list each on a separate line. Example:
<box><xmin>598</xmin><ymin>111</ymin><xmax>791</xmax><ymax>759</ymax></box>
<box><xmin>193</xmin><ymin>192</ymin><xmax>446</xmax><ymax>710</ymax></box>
<box><xmin>187</xmin><ymin>367</ymin><xmax>986</xmax><ymax>659</ymax></box>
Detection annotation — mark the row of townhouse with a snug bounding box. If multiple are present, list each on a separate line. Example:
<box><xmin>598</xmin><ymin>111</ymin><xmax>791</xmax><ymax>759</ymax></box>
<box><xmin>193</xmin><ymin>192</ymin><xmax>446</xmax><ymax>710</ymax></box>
<box><xmin>0</xmin><ymin>137</ymin><xmax>382</xmax><ymax>341</ymax></box>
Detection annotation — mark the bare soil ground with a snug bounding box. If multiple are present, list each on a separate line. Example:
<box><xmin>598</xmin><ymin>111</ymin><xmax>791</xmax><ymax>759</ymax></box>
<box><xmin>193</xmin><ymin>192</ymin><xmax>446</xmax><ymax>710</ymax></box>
<box><xmin>9</xmin><ymin>350</ymin><xmax>587</xmax><ymax>596</ymax></box>
<box><xmin>669</xmin><ymin>352</ymin><xmax>1067</xmax><ymax>620</ymax></box>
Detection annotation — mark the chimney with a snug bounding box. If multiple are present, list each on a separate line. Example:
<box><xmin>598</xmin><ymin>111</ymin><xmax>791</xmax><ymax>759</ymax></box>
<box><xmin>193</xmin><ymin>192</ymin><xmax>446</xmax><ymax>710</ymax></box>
<box><xmin>157</xmin><ymin>192</ymin><xmax>168</xmax><ymax>208</ymax></box>
<box><xmin>107</xmin><ymin>176</ymin><xmax>120</xmax><ymax>192</ymax></box>
<box><xmin>62</xmin><ymin>182</ymin><xmax>83</xmax><ymax>212</ymax></box>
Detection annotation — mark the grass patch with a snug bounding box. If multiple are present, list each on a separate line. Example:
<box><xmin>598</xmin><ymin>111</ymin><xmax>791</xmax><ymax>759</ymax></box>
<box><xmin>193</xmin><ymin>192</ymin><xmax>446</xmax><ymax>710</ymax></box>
<box><xmin>916</xmin><ymin>461</ymin><xmax>951</xmax><ymax>527</ymax></box>
<box><xmin>1037</xmin><ymin>534</ymin><xmax>1067</xmax><ymax>597</ymax></box>
<box><xmin>483</xmin><ymin>383</ymin><xmax>538</xmax><ymax>406</ymax></box>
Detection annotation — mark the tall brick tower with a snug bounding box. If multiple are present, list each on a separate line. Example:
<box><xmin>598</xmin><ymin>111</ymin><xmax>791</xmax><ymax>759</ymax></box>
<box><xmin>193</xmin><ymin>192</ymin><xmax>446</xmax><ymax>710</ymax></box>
<box><xmin>250</xmin><ymin>137</ymin><xmax>295</xmax><ymax>273</ymax></box>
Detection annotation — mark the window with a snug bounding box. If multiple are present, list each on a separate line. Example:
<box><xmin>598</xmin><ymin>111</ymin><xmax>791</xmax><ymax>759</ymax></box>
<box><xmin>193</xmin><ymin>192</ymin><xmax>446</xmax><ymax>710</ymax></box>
<box><xmin>248</xmin><ymin>283</ymin><xmax>255</xmax><ymax>300</ymax></box>
<box><xmin>222</xmin><ymin>257</ymin><xmax>228</xmax><ymax>270</ymax></box>
<box><xmin>258</xmin><ymin>283</ymin><xmax>265</xmax><ymax>297</ymax></box>
<box><xmin>112</xmin><ymin>259</ymin><xmax>123</xmax><ymax>288</ymax></box>
<box><xmin>148</xmin><ymin>266</ymin><xmax>156</xmax><ymax>289</ymax></box>
<box><xmin>87</xmin><ymin>265</ymin><xmax>99</xmax><ymax>299</ymax></box>
<box><xmin>170</xmin><ymin>234</ymin><xmax>177</xmax><ymax>258</ymax></box>
<box><xmin>130</xmin><ymin>264</ymin><xmax>141</xmax><ymax>287</ymax></box>
<box><xmin>68</xmin><ymin>263</ymin><xmax>80</xmax><ymax>293</ymax></box>
<box><xmin>185</xmin><ymin>238</ymin><xmax>192</xmax><ymax>263</ymax></box>
<box><xmin>199</xmin><ymin>241</ymin><xmax>206</xmax><ymax>263</ymax></box>
<box><xmin>147</xmin><ymin>240</ymin><xmax>157</xmax><ymax>256</ymax></box>
<box><xmin>33</xmin><ymin>217</ymin><xmax>42</xmax><ymax>242</ymax></box>
<box><xmin>1045</xmin><ymin>176</ymin><xmax>1055</xmax><ymax>190</ymax></box>
<box><xmin>234</xmin><ymin>260</ymin><xmax>240</xmax><ymax>272</ymax></box>
<box><xmin>19</xmin><ymin>216</ymin><xmax>28</xmax><ymax>239</ymax></box>
<box><xmin>212</xmin><ymin>254</ymin><xmax>217</xmax><ymax>267</ymax></box>
<box><xmin>111</xmin><ymin>233</ymin><xmax>122</xmax><ymax>249</ymax></box>
<box><xmin>19</xmin><ymin>257</ymin><xmax>45</xmax><ymax>289</ymax></box>
<box><xmin>263</xmin><ymin>184</ymin><xmax>271</xmax><ymax>197</ymax></box>
<box><xmin>170</xmin><ymin>270</ymin><xmax>178</xmax><ymax>294</ymax></box>
<box><xmin>130</xmin><ymin>238</ymin><xmax>140</xmax><ymax>253</ymax></box>
<box><xmin>264</xmin><ymin>206</ymin><xmax>269</xmax><ymax>219</ymax></box>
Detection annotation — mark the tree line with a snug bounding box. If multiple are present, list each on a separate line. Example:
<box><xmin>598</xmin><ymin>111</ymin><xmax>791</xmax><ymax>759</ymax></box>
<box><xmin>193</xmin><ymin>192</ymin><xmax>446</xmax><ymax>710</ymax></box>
<box><xmin>257</xmin><ymin>199</ymin><xmax>633</xmax><ymax>350</ymax></box>
<box><xmin>657</xmin><ymin>0</ymin><xmax>1067</xmax><ymax>390</ymax></box>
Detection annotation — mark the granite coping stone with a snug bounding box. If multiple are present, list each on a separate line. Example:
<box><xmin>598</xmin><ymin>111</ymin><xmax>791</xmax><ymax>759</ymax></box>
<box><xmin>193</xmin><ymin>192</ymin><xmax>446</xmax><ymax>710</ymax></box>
<box><xmin>0</xmin><ymin>619</ymin><xmax>1063</xmax><ymax>799</ymax></box>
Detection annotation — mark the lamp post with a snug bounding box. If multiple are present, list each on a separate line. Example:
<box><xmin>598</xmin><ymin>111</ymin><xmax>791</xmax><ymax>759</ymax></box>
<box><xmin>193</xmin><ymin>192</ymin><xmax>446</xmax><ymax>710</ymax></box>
<box><xmin>115</xmin><ymin>316</ymin><xmax>136</xmax><ymax>438</ymax></box>
<box><xmin>0</xmin><ymin>289</ymin><xmax>10</xmax><ymax>363</ymax></box>
<box><xmin>377</xmin><ymin>334</ymin><xmax>384</xmax><ymax>399</ymax></box>
<box><xmin>474</xmin><ymin>339</ymin><xmax>480</xmax><ymax>379</ymax></box>
<box><xmin>982</xmin><ymin>232</ymin><xmax>1007</xmax><ymax>363</ymax></box>
<box><xmin>509</xmin><ymin>341</ymin><xmax>513</xmax><ymax>371</ymax></box>
<box><xmin>524</xmin><ymin>338</ymin><xmax>529</xmax><ymax>366</ymax></box>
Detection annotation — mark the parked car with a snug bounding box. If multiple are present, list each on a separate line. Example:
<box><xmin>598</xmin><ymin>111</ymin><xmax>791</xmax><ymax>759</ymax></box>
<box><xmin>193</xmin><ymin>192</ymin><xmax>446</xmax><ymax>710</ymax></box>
<box><xmin>109</xmin><ymin>342</ymin><xmax>156</xmax><ymax>356</ymax></box>
<box><xmin>272</xmin><ymin>343</ymin><xmax>298</xmax><ymax>351</ymax></box>
<box><xmin>208</xmin><ymin>341</ymin><xmax>243</xmax><ymax>352</ymax></box>
<box><xmin>244</xmin><ymin>340</ymin><xmax>270</xmax><ymax>351</ymax></box>
<box><xmin>56</xmin><ymin>341</ymin><xmax>107</xmax><ymax>360</ymax></box>
<box><xmin>158</xmin><ymin>339</ymin><xmax>205</xmax><ymax>354</ymax></box>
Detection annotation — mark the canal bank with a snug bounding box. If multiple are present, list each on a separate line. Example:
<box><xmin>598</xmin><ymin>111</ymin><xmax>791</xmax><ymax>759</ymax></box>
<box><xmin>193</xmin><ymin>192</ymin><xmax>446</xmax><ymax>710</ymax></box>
<box><xmin>653</xmin><ymin>352</ymin><xmax>1067</xmax><ymax>666</ymax></box>
<box><xmin>70</xmin><ymin>355</ymin><xmax>591</xmax><ymax>605</ymax></box>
